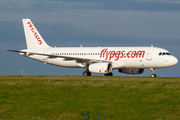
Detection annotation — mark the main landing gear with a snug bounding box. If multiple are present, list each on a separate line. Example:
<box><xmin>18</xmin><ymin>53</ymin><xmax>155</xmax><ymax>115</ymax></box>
<box><xmin>104</xmin><ymin>72</ymin><xmax>113</xmax><ymax>76</ymax></box>
<box><xmin>151</xmin><ymin>68</ymin><xmax>157</xmax><ymax>77</ymax></box>
<box><xmin>82</xmin><ymin>71</ymin><xmax>113</xmax><ymax>76</ymax></box>
<box><xmin>83</xmin><ymin>66</ymin><xmax>91</xmax><ymax>76</ymax></box>
<box><xmin>83</xmin><ymin>71</ymin><xmax>91</xmax><ymax>76</ymax></box>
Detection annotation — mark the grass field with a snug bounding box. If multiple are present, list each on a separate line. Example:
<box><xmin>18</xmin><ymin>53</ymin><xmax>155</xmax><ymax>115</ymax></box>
<box><xmin>0</xmin><ymin>75</ymin><xmax>180</xmax><ymax>120</ymax></box>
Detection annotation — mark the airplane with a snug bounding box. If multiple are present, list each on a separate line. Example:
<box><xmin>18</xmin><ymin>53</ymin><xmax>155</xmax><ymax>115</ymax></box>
<box><xmin>5</xmin><ymin>19</ymin><xmax>178</xmax><ymax>77</ymax></box>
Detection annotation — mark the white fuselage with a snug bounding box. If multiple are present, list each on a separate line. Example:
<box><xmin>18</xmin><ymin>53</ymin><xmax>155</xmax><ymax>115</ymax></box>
<box><xmin>20</xmin><ymin>46</ymin><xmax>178</xmax><ymax>69</ymax></box>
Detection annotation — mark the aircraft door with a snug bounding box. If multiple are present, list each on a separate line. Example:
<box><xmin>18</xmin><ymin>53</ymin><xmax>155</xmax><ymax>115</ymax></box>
<box><xmin>146</xmin><ymin>49</ymin><xmax>153</xmax><ymax>60</ymax></box>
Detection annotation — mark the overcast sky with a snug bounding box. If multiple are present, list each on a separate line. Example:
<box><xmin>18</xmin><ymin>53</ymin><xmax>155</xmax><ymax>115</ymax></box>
<box><xmin>0</xmin><ymin>0</ymin><xmax>180</xmax><ymax>77</ymax></box>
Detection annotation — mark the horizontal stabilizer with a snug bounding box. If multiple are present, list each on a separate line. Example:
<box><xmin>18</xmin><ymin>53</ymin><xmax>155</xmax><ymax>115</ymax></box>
<box><xmin>4</xmin><ymin>49</ymin><xmax>26</xmax><ymax>53</ymax></box>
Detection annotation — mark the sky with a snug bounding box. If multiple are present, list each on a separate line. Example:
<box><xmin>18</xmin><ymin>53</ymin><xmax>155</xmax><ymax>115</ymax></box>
<box><xmin>0</xmin><ymin>0</ymin><xmax>180</xmax><ymax>77</ymax></box>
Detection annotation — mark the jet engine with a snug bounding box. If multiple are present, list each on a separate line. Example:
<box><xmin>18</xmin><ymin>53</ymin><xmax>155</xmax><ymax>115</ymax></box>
<box><xmin>89</xmin><ymin>63</ymin><xmax>112</xmax><ymax>74</ymax></box>
<box><xmin>118</xmin><ymin>68</ymin><xmax>144</xmax><ymax>74</ymax></box>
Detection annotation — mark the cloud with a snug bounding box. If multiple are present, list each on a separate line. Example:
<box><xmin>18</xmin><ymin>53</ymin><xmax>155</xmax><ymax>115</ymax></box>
<box><xmin>1</xmin><ymin>0</ymin><xmax>180</xmax><ymax>14</ymax></box>
<box><xmin>1</xmin><ymin>10</ymin><xmax>180</xmax><ymax>47</ymax></box>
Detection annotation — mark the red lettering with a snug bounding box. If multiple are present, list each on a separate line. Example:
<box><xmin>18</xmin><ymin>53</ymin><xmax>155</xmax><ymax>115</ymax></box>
<box><xmin>38</xmin><ymin>40</ymin><xmax>43</xmax><ymax>45</ymax></box>
<box><xmin>127</xmin><ymin>51</ymin><xmax>132</xmax><ymax>58</ymax></box>
<box><xmin>104</xmin><ymin>49</ymin><xmax>108</xmax><ymax>58</ymax></box>
<box><xmin>120</xmin><ymin>51</ymin><xmax>125</xmax><ymax>58</ymax></box>
<box><xmin>100</xmin><ymin>49</ymin><xmax>107</xmax><ymax>58</ymax></box>
<box><xmin>105</xmin><ymin>51</ymin><xmax>110</xmax><ymax>60</ymax></box>
<box><xmin>27</xmin><ymin>22</ymin><xmax>43</xmax><ymax>45</ymax></box>
<box><xmin>100</xmin><ymin>48</ymin><xmax>145</xmax><ymax>60</ymax></box>
<box><xmin>136</xmin><ymin>50</ymin><xmax>145</xmax><ymax>58</ymax></box>
<box><xmin>131</xmin><ymin>51</ymin><xmax>136</xmax><ymax>58</ymax></box>
<box><xmin>27</xmin><ymin>22</ymin><xmax>33</xmax><ymax>27</ymax></box>
<box><xmin>31</xmin><ymin>28</ymin><xmax>35</xmax><ymax>32</ymax></box>
<box><xmin>100</xmin><ymin>49</ymin><xmax>105</xmax><ymax>58</ymax></box>
<box><xmin>34</xmin><ymin>32</ymin><xmax>38</xmax><ymax>38</ymax></box>
<box><xmin>114</xmin><ymin>51</ymin><xmax>120</xmax><ymax>61</ymax></box>
<box><xmin>109</xmin><ymin>51</ymin><xmax>115</xmax><ymax>60</ymax></box>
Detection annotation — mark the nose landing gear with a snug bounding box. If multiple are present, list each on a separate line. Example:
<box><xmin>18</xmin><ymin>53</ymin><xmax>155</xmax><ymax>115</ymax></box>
<box><xmin>151</xmin><ymin>68</ymin><xmax>157</xmax><ymax>77</ymax></box>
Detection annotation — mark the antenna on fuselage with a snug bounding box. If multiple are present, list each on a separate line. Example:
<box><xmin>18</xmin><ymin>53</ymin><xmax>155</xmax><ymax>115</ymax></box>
<box><xmin>151</xmin><ymin>44</ymin><xmax>153</xmax><ymax>47</ymax></box>
<box><xmin>80</xmin><ymin>45</ymin><xmax>82</xmax><ymax>48</ymax></box>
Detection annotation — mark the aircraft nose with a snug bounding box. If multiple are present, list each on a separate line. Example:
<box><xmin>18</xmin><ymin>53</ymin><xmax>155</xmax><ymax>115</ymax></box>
<box><xmin>171</xmin><ymin>56</ymin><xmax>178</xmax><ymax>66</ymax></box>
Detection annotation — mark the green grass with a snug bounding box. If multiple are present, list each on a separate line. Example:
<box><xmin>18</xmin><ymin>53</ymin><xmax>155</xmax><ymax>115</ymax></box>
<box><xmin>0</xmin><ymin>76</ymin><xmax>180</xmax><ymax>120</ymax></box>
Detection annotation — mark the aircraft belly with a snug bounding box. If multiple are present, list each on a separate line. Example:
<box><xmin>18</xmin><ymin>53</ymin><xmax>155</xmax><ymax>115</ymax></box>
<box><xmin>48</xmin><ymin>58</ymin><xmax>79</xmax><ymax>67</ymax></box>
<box><xmin>122</xmin><ymin>58</ymin><xmax>162</xmax><ymax>68</ymax></box>
<box><xmin>28</xmin><ymin>55</ymin><xmax>78</xmax><ymax>68</ymax></box>
<box><xmin>123</xmin><ymin>59</ymin><xmax>146</xmax><ymax>68</ymax></box>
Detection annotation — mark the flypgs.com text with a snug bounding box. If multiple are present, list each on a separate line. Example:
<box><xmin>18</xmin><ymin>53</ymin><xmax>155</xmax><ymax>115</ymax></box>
<box><xmin>100</xmin><ymin>48</ymin><xmax>145</xmax><ymax>61</ymax></box>
<box><xmin>27</xmin><ymin>22</ymin><xmax>43</xmax><ymax>45</ymax></box>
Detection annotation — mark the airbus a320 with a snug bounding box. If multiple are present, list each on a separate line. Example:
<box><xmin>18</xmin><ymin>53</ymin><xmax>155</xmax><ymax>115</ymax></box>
<box><xmin>5</xmin><ymin>19</ymin><xmax>178</xmax><ymax>77</ymax></box>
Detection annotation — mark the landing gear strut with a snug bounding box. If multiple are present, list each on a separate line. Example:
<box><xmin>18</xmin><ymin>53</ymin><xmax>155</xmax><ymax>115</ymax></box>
<box><xmin>104</xmin><ymin>72</ymin><xmax>113</xmax><ymax>76</ymax></box>
<box><xmin>82</xmin><ymin>65</ymin><xmax>91</xmax><ymax>76</ymax></box>
<box><xmin>151</xmin><ymin>68</ymin><xmax>157</xmax><ymax>77</ymax></box>
<box><xmin>83</xmin><ymin>71</ymin><xmax>91</xmax><ymax>76</ymax></box>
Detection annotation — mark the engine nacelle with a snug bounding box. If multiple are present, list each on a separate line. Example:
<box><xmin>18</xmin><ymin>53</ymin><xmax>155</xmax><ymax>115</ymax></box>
<box><xmin>118</xmin><ymin>68</ymin><xmax>144</xmax><ymax>74</ymax></box>
<box><xmin>89</xmin><ymin>63</ymin><xmax>112</xmax><ymax>74</ymax></box>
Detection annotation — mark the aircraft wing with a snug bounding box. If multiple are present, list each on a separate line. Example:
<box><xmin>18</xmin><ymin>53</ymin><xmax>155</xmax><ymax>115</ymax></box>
<box><xmin>4</xmin><ymin>49</ymin><xmax>110</xmax><ymax>64</ymax></box>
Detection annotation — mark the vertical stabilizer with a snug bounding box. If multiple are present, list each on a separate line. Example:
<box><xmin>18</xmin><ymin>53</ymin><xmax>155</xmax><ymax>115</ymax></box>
<box><xmin>22</xmin><ymin>19</ymin><xmax>50</xmax><ymax>49</ymax></box>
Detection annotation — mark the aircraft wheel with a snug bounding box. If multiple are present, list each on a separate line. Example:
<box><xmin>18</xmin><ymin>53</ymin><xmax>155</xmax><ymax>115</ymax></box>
<box><xmin>151</xmin><ymin>74</ymin><xmax>157</xmax><ymax>77</ymax></box>
<box><xmin>88</xmin><ymin>72</ymin><xmax>91</xmax><ymax>76</ymax></box>
<box><xmin>83</xmin><ymin>71</ymin><xmax>87</xmax><ymax>76</ymax></box>
<box><xmin>83</xmin><ymin>71</ymin><xmax>91</xmax><ymax>76</ymax></box>
<box><xmin>104</xmin><ymin>72</ymin><xmax>113</xmax><ymax>76</ymax></box>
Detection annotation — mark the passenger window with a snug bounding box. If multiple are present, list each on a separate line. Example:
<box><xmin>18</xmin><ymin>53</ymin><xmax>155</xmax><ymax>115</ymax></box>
<box><xmin>159</xmin><ymin>52</ymin><xmax>162</xmax><ymax>55</ymax></box>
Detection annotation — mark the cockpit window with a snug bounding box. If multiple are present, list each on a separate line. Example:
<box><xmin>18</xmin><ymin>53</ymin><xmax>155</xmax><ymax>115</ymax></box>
<box><xmin>159</xmin><ymin>52</ymin><xmax>171</xmax><ymax>56</ymax></box>
<box><xmin>166</xmin><ymin>52</ymin><xmax>171</xmax><ymax>55</ymax></box>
